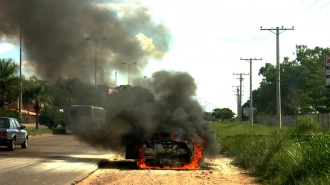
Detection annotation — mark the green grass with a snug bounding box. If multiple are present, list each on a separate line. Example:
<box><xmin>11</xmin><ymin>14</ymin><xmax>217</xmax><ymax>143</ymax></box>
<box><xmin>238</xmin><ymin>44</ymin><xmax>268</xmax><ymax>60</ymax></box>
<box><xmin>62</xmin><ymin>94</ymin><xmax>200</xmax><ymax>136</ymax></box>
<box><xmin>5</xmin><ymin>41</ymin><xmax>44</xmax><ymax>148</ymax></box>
<box><xmin>210</xmin><ymin>118</ymin><xmax>330</xmax><ymax>185</ymax></box>
<box><xmin>27</xmin><ymin>127</ymin><xmax>67</xmax><ymax>136</ymax></box>
<box><xmin>27</xmin><ymin>128</ymin><xmax>53</xmax><ymax>136</ymax></box>
<box><xmin>210</xmin><ymin>121</ymin><xmax>279</xmax><ymax>136</ymax></box>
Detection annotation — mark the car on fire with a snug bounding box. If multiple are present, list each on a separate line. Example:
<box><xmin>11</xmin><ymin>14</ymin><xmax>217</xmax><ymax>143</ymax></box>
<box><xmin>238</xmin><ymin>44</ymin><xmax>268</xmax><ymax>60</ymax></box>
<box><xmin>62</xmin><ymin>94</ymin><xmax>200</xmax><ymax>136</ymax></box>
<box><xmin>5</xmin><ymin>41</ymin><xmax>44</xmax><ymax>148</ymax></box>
<box><xmin>140</xmin><ymin>129</ymin><xmax>194</xmax><ymax>168</ymax></box>
<box><xmin>0</xmin><ymin>117</ymin><xmax>28</xmax><ymax>151</ymax></box>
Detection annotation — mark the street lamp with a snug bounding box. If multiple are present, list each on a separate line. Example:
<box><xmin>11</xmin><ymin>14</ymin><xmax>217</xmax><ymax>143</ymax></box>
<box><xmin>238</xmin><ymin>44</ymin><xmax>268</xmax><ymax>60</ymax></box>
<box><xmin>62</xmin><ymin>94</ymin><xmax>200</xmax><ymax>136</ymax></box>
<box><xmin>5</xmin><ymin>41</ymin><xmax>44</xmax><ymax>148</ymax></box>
<box><xmin>144</xmin><ymin>75</ymin><xmax>154</xmax><ymax>91</ymax></box>
<box><xmin>85</xmin><ymin>37</ymin><xmax>107</xmax><ymax>86</ymax></box>
<box><xmin>122</xmin><ymin>62</ymin><xmax>137</xmax><ymax>85</ymax></box>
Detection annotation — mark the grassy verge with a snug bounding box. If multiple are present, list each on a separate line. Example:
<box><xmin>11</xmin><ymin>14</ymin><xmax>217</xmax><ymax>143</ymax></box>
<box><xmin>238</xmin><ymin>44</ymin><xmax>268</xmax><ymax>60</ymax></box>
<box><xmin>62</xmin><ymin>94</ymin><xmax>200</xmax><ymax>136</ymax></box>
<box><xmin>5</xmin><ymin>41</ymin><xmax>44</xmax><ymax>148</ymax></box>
<box><xmin>27</xmin><ymin>127</ymin><xmax>67</xmax><ymax>136</ymax></box>
<box><xmin>210</xmin><ymin>118</ymin><xmax>330</xmax><ymax>185</ymax></box>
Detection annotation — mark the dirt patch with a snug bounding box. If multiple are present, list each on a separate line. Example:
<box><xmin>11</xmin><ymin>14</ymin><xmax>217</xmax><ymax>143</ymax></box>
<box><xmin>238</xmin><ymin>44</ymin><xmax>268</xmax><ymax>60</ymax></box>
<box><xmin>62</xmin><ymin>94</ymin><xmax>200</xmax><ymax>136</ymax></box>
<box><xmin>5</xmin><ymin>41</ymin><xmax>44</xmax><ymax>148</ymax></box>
<box><xmin>77</xmin><ymin>154</ymin><xmax>260</xmax><ymax>185</ymax></box>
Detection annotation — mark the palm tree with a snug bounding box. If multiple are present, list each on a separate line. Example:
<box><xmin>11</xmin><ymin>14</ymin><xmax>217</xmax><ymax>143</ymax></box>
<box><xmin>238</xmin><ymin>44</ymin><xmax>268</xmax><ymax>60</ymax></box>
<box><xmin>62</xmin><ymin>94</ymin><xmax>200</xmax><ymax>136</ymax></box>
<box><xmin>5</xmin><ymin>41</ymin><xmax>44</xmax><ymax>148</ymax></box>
<box><xmin>24</xmin><ymin>76</ymin><xmax>52</xmax><ymax>129</ymax></box>
<box><xmin>0</xmin><ymin>58</ymin><xmax>20</xmax><ymax>109</ymax></box>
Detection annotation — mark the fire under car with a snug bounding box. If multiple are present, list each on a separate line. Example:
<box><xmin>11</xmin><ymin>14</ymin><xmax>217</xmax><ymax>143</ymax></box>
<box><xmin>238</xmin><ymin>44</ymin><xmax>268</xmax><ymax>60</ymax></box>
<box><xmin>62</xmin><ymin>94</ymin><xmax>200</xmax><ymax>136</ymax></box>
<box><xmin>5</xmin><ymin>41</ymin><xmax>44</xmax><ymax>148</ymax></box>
<box><xmin>139</xmin><ymin>129</ymin><xmax>194</xmax><ymax>168</ymax></box>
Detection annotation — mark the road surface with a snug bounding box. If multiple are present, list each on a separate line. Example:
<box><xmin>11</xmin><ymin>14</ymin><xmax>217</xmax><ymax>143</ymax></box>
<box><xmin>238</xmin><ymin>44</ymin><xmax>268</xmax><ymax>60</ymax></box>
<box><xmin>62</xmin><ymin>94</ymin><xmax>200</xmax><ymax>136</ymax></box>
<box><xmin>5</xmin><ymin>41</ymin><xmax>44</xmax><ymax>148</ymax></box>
<box><xmin>0</xmin><ymin>134</ymin><xmax>112</xmax><ymax>185</ymax></box>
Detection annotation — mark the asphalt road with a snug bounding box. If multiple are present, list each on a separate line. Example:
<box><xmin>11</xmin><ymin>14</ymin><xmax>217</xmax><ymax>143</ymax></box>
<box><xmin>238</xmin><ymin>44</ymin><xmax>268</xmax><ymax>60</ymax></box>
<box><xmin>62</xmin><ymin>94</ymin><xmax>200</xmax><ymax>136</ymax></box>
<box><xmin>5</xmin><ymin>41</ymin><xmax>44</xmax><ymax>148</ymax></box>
<box><xmin>0</xmin><ymin>134</ymin><xmax>113</xmax><ymax>185</ymax></box>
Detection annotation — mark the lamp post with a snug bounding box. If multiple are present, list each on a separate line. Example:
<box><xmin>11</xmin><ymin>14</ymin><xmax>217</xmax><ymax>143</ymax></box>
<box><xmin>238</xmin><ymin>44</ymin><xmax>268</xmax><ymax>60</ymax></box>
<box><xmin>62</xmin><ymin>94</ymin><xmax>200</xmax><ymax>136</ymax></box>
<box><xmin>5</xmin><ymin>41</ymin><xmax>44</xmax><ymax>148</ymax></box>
<box><xmin>144</xmin><ymin>75</ymin><xmax>154</xmax><ymax>91</ymax></box>
<box><xmin>85</xmin><ymin>37</ymin><xmax>107</xmax><ymax>86</ymax></box>
<box><xmin>122</xmin><ymin>62</ymin><xmax>136</xmax><ymax>85</ymax></box>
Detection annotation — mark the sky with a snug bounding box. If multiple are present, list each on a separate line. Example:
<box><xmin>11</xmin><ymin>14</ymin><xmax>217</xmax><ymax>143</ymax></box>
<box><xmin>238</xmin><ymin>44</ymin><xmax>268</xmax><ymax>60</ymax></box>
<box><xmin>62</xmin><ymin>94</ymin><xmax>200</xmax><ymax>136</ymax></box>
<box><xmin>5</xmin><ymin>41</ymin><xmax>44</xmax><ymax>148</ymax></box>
<box><xmin>0</xmin><ymin>0</ymin><xmax>330</xmax><ymax>115</ymax></box>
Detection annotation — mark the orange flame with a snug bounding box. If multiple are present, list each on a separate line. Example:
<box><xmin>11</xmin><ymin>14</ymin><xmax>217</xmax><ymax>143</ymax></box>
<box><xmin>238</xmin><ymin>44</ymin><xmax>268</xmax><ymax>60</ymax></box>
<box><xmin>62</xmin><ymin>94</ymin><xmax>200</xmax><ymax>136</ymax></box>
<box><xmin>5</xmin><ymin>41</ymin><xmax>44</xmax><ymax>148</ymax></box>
<box><xmin>137</xmin><ymin>137</ymin><xmax>205</xmax><ymax>170</ymax></box>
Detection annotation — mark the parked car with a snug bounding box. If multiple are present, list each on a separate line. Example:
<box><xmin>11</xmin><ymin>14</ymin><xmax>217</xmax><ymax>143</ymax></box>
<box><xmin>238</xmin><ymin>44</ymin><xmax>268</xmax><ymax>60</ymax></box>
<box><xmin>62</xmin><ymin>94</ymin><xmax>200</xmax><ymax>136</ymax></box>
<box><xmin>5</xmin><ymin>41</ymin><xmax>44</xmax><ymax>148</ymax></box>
<box><xmin>0</xmin><ymin>117</ymin><xmax>28</xmax><ymax>151</ymax></box>
<box><xmin>141</xmin><ymin>129</ymin><xmax>194</xmax><ymax>167</ymax></box>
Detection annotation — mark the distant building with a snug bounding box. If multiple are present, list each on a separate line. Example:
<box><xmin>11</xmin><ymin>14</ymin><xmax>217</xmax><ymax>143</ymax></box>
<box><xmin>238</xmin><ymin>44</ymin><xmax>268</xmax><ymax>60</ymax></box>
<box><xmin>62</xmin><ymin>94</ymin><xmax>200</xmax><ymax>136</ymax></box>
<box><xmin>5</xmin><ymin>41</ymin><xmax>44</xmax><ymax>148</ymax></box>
<box><xmin>242</xmin><ymin>107</ymin><xmax>257</xmax><ymax>117</ymax></box>
<box><xmin>7</xmin><ymin>101</ymin><xmax>39</xmax><ymax>123</ymax></box>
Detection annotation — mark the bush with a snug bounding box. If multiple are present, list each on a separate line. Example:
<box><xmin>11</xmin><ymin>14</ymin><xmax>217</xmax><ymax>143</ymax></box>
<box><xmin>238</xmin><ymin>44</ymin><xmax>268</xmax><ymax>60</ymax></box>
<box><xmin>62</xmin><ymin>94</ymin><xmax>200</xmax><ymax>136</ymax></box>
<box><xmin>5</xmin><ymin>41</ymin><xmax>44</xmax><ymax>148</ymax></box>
<box><xmin>39</xmin><ymin>107</ymin><xmax>67</xmax><ymax>128</ymax></box>
<box><xmin>0</xmin><ymin>107</ymin><xmax>22</xmax><ymax>122</ymax></box>
<box><xmin>215</xmin><ymin>118</ymin><xmax>330</xmax><ymax>185</ymax></box>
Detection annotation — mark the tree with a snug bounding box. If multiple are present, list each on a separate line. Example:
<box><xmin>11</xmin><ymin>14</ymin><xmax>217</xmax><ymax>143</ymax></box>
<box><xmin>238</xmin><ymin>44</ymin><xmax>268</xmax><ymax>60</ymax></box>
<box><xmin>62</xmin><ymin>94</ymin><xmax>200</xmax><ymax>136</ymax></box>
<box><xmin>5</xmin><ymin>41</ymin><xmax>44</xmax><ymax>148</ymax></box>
<box><xmin>23</xmin><ymin>76</ymin><xmax>53</xmax><ymax>129</ymax></box>
<box><xmin>248</xmin><ymin>45</ymin><xmax>330</xmax><ymax>116</ymax></box>
<box><xmin>0</xmin><ymin>58</ymin><xmax>19</xmax><ymax>108</ymax></box>
<box><xmin>212</xmin><ymin>108</ymin><xmax>235</xmax><ymax>121</ymax></box>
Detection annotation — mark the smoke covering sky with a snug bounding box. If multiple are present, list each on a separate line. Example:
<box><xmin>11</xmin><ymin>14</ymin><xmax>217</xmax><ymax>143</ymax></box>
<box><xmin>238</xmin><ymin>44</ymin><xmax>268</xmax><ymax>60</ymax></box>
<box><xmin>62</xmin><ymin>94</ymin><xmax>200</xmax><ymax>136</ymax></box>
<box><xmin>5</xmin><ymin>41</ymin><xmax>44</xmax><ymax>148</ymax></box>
<box><xmin>0</xmin><ymin>0</ymin><xmax>219</xmax><ymax>158</ymax></box>
<box><xmin>0</xmin><ymin>0</ymin><xmax>169</xmax><ymax>85</ymax></box>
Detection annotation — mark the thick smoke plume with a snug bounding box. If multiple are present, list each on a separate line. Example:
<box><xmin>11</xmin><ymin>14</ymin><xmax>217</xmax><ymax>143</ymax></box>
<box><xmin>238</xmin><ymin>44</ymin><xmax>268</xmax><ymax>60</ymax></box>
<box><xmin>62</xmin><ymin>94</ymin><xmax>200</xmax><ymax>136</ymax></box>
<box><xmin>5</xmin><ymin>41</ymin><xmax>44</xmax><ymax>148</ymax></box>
<box><xmin>75</xmin><ymin>70</ymin><xmax>220</xmax><ymax>158</ymax></box>
<box><xmin>0</xmin><ymin>0</ymin><xmax>169</xmax><ymax>85</ymax></box>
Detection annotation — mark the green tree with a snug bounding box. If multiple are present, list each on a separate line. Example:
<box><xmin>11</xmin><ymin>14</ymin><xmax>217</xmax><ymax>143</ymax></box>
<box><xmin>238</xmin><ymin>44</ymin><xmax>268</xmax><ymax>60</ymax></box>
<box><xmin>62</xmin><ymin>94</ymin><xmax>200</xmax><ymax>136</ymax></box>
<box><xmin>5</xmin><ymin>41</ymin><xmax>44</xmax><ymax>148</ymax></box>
<box><xmin>253</xmin><ymin>62</ymin><xmax>277</xmax><ymax>115</ymax></box>
<box><xmin>250</xmin><ymin>45</ymin><xmax>330</xmax><ymax>116</ymax></box>
<box><xmin>212</xmin><ymin>108</ymin><xmax>235</xmax><ymax>121</ymax></box>
<box><xmin>0</xmin><ymin>58</ymin><xmax>20</xmax><ymax>108</ymax></box>
<box><xmin>39</xmin><ymin>106</ymin><xmax>65</xmax><ymax>128</ymax></box>
<box><xmin>23</xmin><ymin>76</ymin><xmax>53</xmax><ymax>129</ymax></box>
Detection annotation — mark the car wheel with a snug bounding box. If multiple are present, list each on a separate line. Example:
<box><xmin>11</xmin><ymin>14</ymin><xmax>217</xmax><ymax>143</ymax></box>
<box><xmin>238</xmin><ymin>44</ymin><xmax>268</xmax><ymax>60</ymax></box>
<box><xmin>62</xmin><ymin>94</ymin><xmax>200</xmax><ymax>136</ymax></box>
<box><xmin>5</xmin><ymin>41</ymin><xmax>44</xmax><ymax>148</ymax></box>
<box><xmin>21</xmin><ymin>137</ymin><xmax>28</xmax><ymax>148</ymax></box>
<box><xmin>8</xmin><ymin>139</ymin><xmax>15</xmax><ymax>151</ymax></box>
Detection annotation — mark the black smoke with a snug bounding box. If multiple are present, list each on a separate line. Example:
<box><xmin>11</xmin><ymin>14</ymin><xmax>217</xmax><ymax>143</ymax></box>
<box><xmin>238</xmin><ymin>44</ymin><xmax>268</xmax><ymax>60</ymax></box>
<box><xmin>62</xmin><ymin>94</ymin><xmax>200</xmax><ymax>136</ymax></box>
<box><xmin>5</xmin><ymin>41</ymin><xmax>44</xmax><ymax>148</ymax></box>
<box><xmin>75</xmin><ymin>70</ymin><xmax>220</xmax><ymax>158</ymax></box>
<box><xmin>0</xmin><ymin>0</ymin><xmax>219</xmax><ymax>158</ymax></box>
<box><xmin>0</xmin><ymin>0</ymin><xmax>169</xmax><ymax>85</ymax></box>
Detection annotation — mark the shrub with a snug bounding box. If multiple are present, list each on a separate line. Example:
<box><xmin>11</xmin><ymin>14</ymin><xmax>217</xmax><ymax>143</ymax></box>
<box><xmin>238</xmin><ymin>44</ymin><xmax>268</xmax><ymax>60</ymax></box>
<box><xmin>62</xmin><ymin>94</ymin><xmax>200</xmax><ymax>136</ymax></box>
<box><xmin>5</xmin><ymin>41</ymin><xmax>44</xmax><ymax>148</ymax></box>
<box><xmin>0</xmin><ymin>107</ymin><xmax>22</xmax><ymax>122</ymax></box>
<box><xmin>39</xmin><ymin>107</ymin><xmax>67</xmax><ymax>128</ymax></box>
<box><xmin>214</xmin><ymin>118</ymin><xmax>330</xmax><ymax>185</ymax></box>
<box><xmin>291</xmin><ymin>116</ymin><xmax>320</xmax><ymax>138</ymax></box>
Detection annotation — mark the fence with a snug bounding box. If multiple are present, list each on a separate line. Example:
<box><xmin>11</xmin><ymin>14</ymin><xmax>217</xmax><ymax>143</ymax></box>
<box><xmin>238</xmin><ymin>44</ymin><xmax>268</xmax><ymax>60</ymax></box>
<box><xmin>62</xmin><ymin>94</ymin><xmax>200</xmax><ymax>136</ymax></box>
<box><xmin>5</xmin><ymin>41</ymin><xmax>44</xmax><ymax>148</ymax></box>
<box><xmin>256</xmin><ymin>113</ymin><xmax>330</xmax><ymax>129</ymax></box>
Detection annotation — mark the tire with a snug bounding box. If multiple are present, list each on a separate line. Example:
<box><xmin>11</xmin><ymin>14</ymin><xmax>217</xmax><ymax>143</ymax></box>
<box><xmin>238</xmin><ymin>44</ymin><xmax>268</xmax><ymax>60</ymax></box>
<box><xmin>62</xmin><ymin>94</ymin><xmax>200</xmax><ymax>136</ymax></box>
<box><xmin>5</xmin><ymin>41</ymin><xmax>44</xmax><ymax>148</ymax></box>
<box><xmin>21</xmin><ymin>137</ymin><xmax>28</xmax><ymax>148</ymax></box>
<box><xmin>8</xmin><ymin>138</ymin><xmax>15</xmax><ymax>151</ymax></box>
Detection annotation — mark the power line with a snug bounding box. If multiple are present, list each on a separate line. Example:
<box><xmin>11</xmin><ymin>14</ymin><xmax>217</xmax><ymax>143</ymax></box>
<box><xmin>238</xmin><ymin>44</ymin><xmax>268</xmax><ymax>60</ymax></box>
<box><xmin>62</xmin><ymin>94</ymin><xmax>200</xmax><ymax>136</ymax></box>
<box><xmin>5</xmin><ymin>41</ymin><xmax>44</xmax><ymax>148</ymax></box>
<box><xmin>306</xmin><ymin>0</ymin><xmax>320</xmax><ymax>10</ymax></box>
<box><xmin>316</xmin><ymin>1</ymin><xmax>330</xmax><ymax>12</ymax></box>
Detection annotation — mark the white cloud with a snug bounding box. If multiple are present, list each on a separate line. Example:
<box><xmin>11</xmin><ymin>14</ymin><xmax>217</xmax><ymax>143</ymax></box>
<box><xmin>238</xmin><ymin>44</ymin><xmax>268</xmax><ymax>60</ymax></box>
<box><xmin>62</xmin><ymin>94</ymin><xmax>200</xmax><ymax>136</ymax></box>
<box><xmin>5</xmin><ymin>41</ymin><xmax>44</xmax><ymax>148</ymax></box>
<box><xmin>0</xmin><ymin>43</ymin><xmax>14</xmax><ymax>54</ymax></box>
<box><xmin>136</xmin><ymin>33</ymin><xmax>165</xmax><ymax>58</ymax></box>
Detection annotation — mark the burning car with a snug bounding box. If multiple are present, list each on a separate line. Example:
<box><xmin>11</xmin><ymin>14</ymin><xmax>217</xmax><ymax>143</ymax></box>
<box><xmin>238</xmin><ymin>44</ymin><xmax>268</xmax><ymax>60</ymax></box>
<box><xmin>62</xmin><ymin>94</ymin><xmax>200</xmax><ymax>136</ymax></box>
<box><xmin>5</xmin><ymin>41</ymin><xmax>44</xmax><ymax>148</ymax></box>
<box><xmin>136</xmin><ymin>129</ymin><xmax>200</xmax><ymax>169</ymax></box>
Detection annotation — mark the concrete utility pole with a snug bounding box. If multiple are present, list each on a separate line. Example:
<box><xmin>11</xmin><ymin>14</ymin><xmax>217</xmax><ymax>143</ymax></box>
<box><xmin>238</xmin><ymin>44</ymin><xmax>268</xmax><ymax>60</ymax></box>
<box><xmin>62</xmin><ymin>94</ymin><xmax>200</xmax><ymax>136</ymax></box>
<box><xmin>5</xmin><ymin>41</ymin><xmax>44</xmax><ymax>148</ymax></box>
<box><xmin>233</xmin><ymin>73</ymin><xmax>248</xmax><ymax>123</ymax></box>
<box><xmin>19</xmin><ymin>19</ymin><xmax>22</xmax><ymax>118</ymax></box>
<box><xmin>240</xmin><ymin>57</ymin><xmax>262</xmax><ymax>126</ymax></box>
<box><xmin>260</xmin><ymin>26</ymin><xmax>294</xmax><ymax>130</ymax></box>
<box><xmin>232</xmin><ymin>85</ymin><xmax>240</xmax><ymax>121</ymax></box>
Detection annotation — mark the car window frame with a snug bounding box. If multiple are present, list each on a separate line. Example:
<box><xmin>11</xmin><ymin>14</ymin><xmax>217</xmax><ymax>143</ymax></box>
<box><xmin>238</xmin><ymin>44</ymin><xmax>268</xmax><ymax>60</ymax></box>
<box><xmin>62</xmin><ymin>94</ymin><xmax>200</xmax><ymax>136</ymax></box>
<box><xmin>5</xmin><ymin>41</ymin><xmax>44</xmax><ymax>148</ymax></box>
<box><xmin>9</xmin><ymin>119</ymin><xmax>14</xmax><ymax>128</ymax></box>
<box><xmin>13</xmin><ymin>119</ymin><xmax>20</xmax><ymax>128</ymax></box>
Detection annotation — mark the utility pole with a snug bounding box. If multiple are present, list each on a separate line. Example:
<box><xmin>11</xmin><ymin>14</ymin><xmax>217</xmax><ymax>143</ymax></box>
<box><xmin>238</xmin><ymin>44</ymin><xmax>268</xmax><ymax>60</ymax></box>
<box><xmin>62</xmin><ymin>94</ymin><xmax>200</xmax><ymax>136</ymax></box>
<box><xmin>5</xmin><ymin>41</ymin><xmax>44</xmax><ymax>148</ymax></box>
<box><xmin>233</xmin><ymin>85</ymin><xmax>240</xmax><ymax>122</ymax></box>
<box><xmin>240</xmin><ymin>57</ymin><xmax>262</xmax><ymax>126</ymax></box>
<box><xmin>19</xmin><ymin>19</ymin><xmax>22</xmax><ymax>119</ymax></box>
<box><xmin>233</xmin><ymin>73</ymin><xmax>248</xmax><ymax>123</ymax></box>
<box><xmin>115</xmin><ymin>64</ymin><xmax>117</xmax><ymax>88</ymax></box>
<box><xmin>261</xmin><ymin>26</ymin><xmax>294</xmax><ymax>130</ymax></box>
<box><xmin>85</xmin><ymin>37</ymin><xmax>107</xmax><ymax>87</ymax></box>
<box><xmin>122</xmin><ymin>62</ymin><xmax>137</xmax><ymax>85</ymax></box>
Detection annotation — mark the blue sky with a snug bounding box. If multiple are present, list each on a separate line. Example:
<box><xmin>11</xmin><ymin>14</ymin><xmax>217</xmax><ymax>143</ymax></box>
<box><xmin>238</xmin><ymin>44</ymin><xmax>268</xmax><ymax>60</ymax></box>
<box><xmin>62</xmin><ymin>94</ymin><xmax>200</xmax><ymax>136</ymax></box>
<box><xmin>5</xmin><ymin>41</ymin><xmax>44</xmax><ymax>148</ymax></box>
<box><xmin>1</xmin><ymin>0</ymin><xmax>330</xmax><ymax>114</ymax></box>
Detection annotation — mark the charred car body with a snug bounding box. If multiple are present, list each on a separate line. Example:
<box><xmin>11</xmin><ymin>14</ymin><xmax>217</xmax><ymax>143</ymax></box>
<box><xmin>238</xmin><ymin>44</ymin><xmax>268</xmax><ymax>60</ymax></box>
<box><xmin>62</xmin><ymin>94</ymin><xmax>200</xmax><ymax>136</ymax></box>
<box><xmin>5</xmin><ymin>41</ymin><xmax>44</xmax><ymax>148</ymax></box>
<box><xmin>139</xmin><ymin>129</ymin><xmax>194</xmax><ymax>167</ymax></box>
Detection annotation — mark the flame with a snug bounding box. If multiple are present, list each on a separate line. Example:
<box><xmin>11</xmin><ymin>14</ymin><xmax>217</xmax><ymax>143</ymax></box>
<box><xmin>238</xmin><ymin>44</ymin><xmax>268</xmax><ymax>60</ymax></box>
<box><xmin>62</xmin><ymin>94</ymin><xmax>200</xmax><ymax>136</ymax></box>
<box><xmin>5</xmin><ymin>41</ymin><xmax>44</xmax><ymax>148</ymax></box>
<box><xmin>137</xmin><ymin>136</ymin><xmax>205</xmax><ymax>170</ymax></box>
